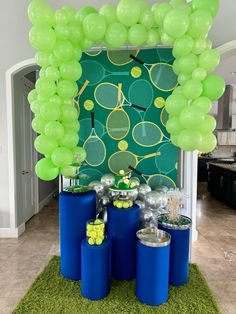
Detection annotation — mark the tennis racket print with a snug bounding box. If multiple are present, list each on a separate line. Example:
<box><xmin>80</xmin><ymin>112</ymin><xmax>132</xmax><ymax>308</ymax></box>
<box><xmin>132</xmin><ymin>121</ymin><xmax>164</xmax><ymax>147</ymax></box>
<box><xmin>79</xmin><ymin>118</ymin><xmax>106</xmax><ymax>142</ymax></box>
<box><xmin>83</xmin><ymin>112</ymin><xmax>106</xmax><ymax>167</ymax></box>
<box><xmin>74</xmin><ymin>80</ymin><xmax>90</xmax><ymax>113</ymax></box>
<box><xmin>130</xmin><ymin>54</ymin><xmax>178</xmax><ymax>91</ymax></box>
<box><xmin>107</xmin><ymin>50</ymin><xmax>140</xmax><ymax>66</ymax></box>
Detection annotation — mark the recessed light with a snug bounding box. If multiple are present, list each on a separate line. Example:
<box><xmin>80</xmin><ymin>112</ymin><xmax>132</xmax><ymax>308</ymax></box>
<box><xmin>231</xmin><ymin>72</ymin><xmax>236</xmax><ymax>75</ymax></box>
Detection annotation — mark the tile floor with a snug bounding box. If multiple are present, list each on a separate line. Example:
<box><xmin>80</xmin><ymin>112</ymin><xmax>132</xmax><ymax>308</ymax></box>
<box><xmin>0</xmin><ymin>185</ymin><xmax>235</xmax><ymax>314</ymax></box>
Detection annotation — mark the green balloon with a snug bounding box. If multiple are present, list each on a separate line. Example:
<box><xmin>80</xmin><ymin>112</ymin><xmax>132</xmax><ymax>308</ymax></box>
<box><xmin>192</xmin><ymin>97</ymin><xmax>212</xmax><ymax>113</ymax></box>
<box><xmin>80</xmin><ymin>38</ymin><xmax>94</xmax><ymax>51</ymax></box>
<box><xmin>206</xmin><ymin>38</ymin><xmax>212</xmax><ymax>49</ymax></box>
<box><xmin>63</xmin><ymin>120</ymin><xmax>80</xmax><ymax>132</ymax></box>
<box><xmin>117</xmin><ymin>0</ymin><xmax>141</xmax><ymax>27</ymax></box>
<box><xmin>45</xmin><ymin>66</ymin><xmax>60</xmax><ymax>81</ymax></box>
<box><xmin>72</xmin><ymin>147</ymin><xmax>87</xmax><ymax>163</ymax></box>
<box><xmin>198</xmin><ymin>132</ymin><xmax>217</xmax><ymax>153</ymax></box>
<box><xmin>188</xmin><ymin>9</ymin><xmax>213</xmax><ymax>39</ymax></box>
<box><xmin>45</xmin><ymin>121</ymin><xmax>64</xmax><ymax>140</ymax></box>
<box><xmin>198</xmin><ymin>49</ymin><xmax>220</xmax><ymax>72</ymax></box>
<box><xmin>197</xmin><ymin>115</ymin><xmax>216</xmax><ymax>133</ymax></box>
<box><xmin>154</xmin><ymin>3</ymin><xmax>172</xmax><ymax>27</ymax></box>
<box><xmin>28</xmin><ymin>89</ymin><xmax>38</xmax><ymax>105</ymax></box>
<box><xmin>128</xmin><ymin>24</ymin><xmax>148</xmax><ymax>46</ymax></box>
<box><xmin>75</xmin><ymin>6</ymin><xmax>97</xmax><ymax>24</ymax></box>
<box><xmin>60</xmin><ymin>61</ymin><xmax>82</xmax><ymax>81</ymax></box>
<box><xmin>57</xmin><ymin>80</ymin><xmax>78</xmax><ymax>99</ymax></box>
<box><xmin>138</xmin><ymin>0</ymin><xmax>151</xmax><ymax>12</ymax></box>
<box><xmin>49</xmin><ymin>95</ymin><xmax>63</xmax><ymax>107</ymax></box>
<box><xmin>35</xmin><ymin>158</ymin><xmax>59</xmax><ymax>181</ymax></box>
<box><xmin>60</xmin><ymin>131</ymin><xmax>79</xmax><ymax>149</ymax></box>
<box><xmin>146</xmin><ymin>29</ymin><xmax>161</xmax><ymax>47</ymax></box>
<box><xmin>55</xmin><ymin>6</ymin><xmax>76</xmax><ymax>25</ymax></box>
<box><xmin>40</xmin><ymin>102</ymin><xmax>61</xmax><ymax>122</ymax></box>
<box><xmin>163</xmin><ymin>9</ymin><xmax>190</xmax><ymax>39</ymax></box>
<box><xmin>178</xmin><ymin>53</ymin><xmax>198</xmax><ymax>74</ymax></box>
<box><xmin>34</xmin><ymin>135</ymin><xmax>58</xmax><ymax>155</ymax></box>
<box><xmin>165</xmin><ymin>94</ymin><xmax>188</xmax><ymax>116</ymax></box>
<box><xmin>178</xmin><ymin>129</ymin><xmax>202</xmax><ymax>151</ymax></box>
<box><xmin>69</xmin><ymin>23</ymin><xmax>84</xmax><ymax>44</ymax></box>
<box><xmin>53</xmin><ymin>40</ymin><xmax>74</xmax><ymax>61</ymax></box>
<box><xmin>39</xmin><ymin>68</ymin><xmax>46</xmax><ymax>78</ymax></box>
<box><xmin>179</xmin><ymin>106</ymin><xmax>205</xmax><ymax>129</ymax></box>
<box><xmin>61</xmin><ymin>165</ymin><xmax>77</xmax><ymax>177</ymax></box>
<box><xmin>192</xmin><ymin>0</ymin><xmax>219</xmax><ymax>17</ymax></box>
<box><xmin>173</xmin><ymin>35</ymin><xmax>194</xmax><ymax>58</ymax></box>
<box><xmin>192</xmin><ymin>67</ymin><xmax>207</xmax><ymax>81</ymax></box>
<box><xmin>28</xmin><ymin>0</ymin><xmax>54</xmax><ymax>26</ymax></box>
<box><xmin>173</xmin><ymin>59</ymin><xmax>181</xmax><ymax>75</ymax></box>
<box><xmin>63</xmin><ymin>99</ymin><xmax>74</xmax><ymax>106</ymax></box>
<box><xmin>178</xmin><ymin>73</ymin><xmax>191</xmax><ymax>85</ymax></box>
<box><xmin>202</xmin><ymin>75</ymin><xmax>225</xmax><ymax>100</ymax></box>
<box><xmin>32</xmin><ymin>115</ymin><xmax>47</xmax><ymax>134</ymax></box>
<box><xmin>166</xmin><ymin>117</ymin><xmax>183</xmax><ymax>135</ymax></box>
<box><xmin>183</xmin><ymin>79</ymin><xmax>203</xmax><ymax>100</ymax></box>
<box><xmin>60</xmin><ymin>106</ymin><xmax>78</xmax><ymax>123</ymax></box>
<box><xmin>140</xmin><ymin>10</ymin><xmax>155</xmax><ymax>30</ymax></box>
<box><xmin>35</xmin><ymin>52</ymin><xmax>50</xmax><ymax>67</ymax></box>
<box><xmin>99</xmin><ymin>4</ymin><xmax>118</xmax><ymax>25</ymax></box>
<box><xmin>51</xmin><ymin>147</ymin><xmax>73</xmax><ymax>167</ymax></box>
<box><xmin>49</xmin><ymin>54</ymin><xmax>60</xmax><ymax>67</ymax></box>
<box><xmin>73</xmin><ymin>44</ymin><xmax>83</xmax><ymax>61</ymax></box>
<box><xmin>83</xmin><ymin>13</ymin><xmax>106</xmax><ymax>42</ymax></box>
<box><xmin>192</xmin><ymin>38</ymin><xmax>207</xmax><ymax>55</ymax></box>
<box><xmin>170</xmin><ymin>134</ymin><xmax>179</xmax><ymax>147</ymax></box>
<box><xmin>170</xmin><ymin>0</ymin><xmax>187</xmax><ymax>7</ymax></box>
<box><xmin>173</xmin><ymin>86</ymin><xmax>184</xmax><ymax>95</ymax></box>
<box><xmin>36</xmin><ymin>78</ymin><xmax>56</xmax><ymax>98</ymax></box>
<box><xmin>161</xmin><ymin>32</ymin><xmax>174</xmax><ymax>45</ymax></box>
<box><xmin>106</xmin><ymin>23</ymin><xmax>127</xmax><ymax>48</ymax></box>
<box><xmin>55</xmin><ymin>24</ymin><xmax>71</xmax><ymax>41</ymax></box>
<box><xmin>29</xmin><ymin>25</ymin><xmax>56</xmax><ymax>52</ymax></box>
<box><xmin>30</xmin><ymin>99</ymin><xmax>43</xmax><ymax>115</ymax></box>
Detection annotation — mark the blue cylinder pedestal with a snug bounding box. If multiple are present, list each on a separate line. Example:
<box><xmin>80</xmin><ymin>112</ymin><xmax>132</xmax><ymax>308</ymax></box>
<box><xmin>59</xmin><ymin>190</ymin><xmax>96</xmax><ymax>280</ymax></box>
<box><xmin>159</xmin><ymin>216</ymin><xmax>191</xmax><ymax>286</ymax></box>
<box><xmin>107</xmin><ymin>204</ymin><xmax>140</xmax><ymax>280</ymax></box>
<box><xmin>136</xmin><ymin>230</ymin><xmax>171</xmax><ymax>306</ymax></box>
<box><xmin>81</xmin><ymin>239</ymin><xmax>110</xmax><ymax>301</ymax></box>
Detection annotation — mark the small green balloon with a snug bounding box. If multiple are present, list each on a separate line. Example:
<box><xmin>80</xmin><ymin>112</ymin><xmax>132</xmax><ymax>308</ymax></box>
<box><xmin>61</xmin><ymin>165</ymin><xmax>77</xmax><ymax>177</ymax></box>
<box><xmin>30</xmin><ymin>99</ymin><xmax>43</xmax><ymax>115</ymax></box>
<box><xmin>35</xmin><ymin>158</ymin><xmax>59</xmax><ymax>181</ymax></box>
<box><xmin>45</xmin><ymin>121</ymin><xmax>64</xmax><ymax>140</ymax></box>
<box><xmin>163</xmin><ymin>9</ymin><xmax>190</xmax><ymax>39</ymax></box>
<box><xmin>60</xmin><ymin>131</ymin><xmax>79</xmax><ymax>149</ymax></box>
<box><xmin>40</xmin><ymin>102</ymin><xmax>61</xmax><ymax>122</ymax></box>
<box><xmin>72</xmin><ymin>147</ymin><xmax>87</xmax><ymax>163</ymax></box>
<box><xmin>161</xmin><ymin>32</ymin><xmax>174</xmax><ymax>45</ymax></box>
<box><xmin>128</xmin><ymin>24</ymin><xmax>147</xmax><ymax>46</ymax></box>
<box><xmin>178</xmin><ymin>73</ymin><xmax>191</xmax><ymax>85</ymax></box>
<box><xmin>206</xmin><ymin>38</ymin><xmax>212</xmax><ymax>49</ymax></box>
<box><xmin>60</xmin><ymin>106</ymin><xmax>78</xmax><ymax>123</ymax></box>
<box><xmin>179</xmin><ymin>106</ymin><xmax>205</xmax><ymax>129</ymax></box>
<box><xmin>60</xmin><ymin>60</ymin><xmax>82</xmax><ymax>82</ymax></box>
<box><xmin>49</xmin><ymin>95</ymin><xmax>63</xmax><ymax>107</ymax></box>
<box><xmin>166</xmin><ymin>117</ymin><xmax>183</xmax><ymax>135</ymax></box>
<box><xmin>105</xmin><ymin>23</ymin><xmax>127</xmax><ymax>48</ymax></box>
<box><xmin>146</xmin><ymin>29</ymin><xmax>161</xmax><ymax>47</ymax></box>
<box><xmin>154</xmin><ymin>3</ymin><xmax>172</xmax><ymax>27</ymax></box>
<box><xmin>192</xmin><ymin>0</ymin><xmax>219</xmax><ymax>17</ymax></box>
<box><xmin>188</xmin><ymin>9</ymin><xmax>213</xmax><ymax>39</ymax></box>
<box><xmin>165</xmin><ymin>94</ymin><xmax>188</xmax><ymax>116</ymax></box>
<box><xmin>80</xmin><ymin>38</ymin><xmax>94</xmax><ymax>51</ymax></box>
<box><xmin>28</xmin><ymin>0</ymin><xmax>54</xmax><ymax>26</ymax></box>
<box><xmin>178</xmin><ymin>53</ymin><xmax>198</xmax><ymax>74</ymax></box>
<box><xmin>75</xmin><ymin>6</ymin><xmax>97</xmax><ymax>24</ymax></box>
<box><xmin>202</xmin><ymin>75</ymin><xmax>225</xmax><ymax>100</ymax></box>
<box><xmin>183</xmin><ymin>79</ymin><xmax>203</xmax><ymax>100</ymax></box>
<box><xmin>34</xmin><ymin>135</ymin><xmax>58</xmax><ymax>155</ymax></box>
<box><xmin>140</xmin><ymin>10</ymin><xmax>155</xmax><ymax>29</ymax></box>
<box><xmin>69</xmin><ymin>23</ymin><xmax>84</xmax><ymax>44</ymax></box>
<box><xmin>35</xmin><ymin>52</ymin><xmax>50</xmax><ymax>67</ymax></box>
<box><xmin>178</xmin><ymin>129</ymin><xmax>202</xmax><ymax>151</ymax></box>
<box><xmin>172</xmin><ymin>86</ymin><xmax>184</xmax><ymax>95</ymax></box>
<box><xmin>45</xmin><ymin>66</ymin><xmax>60</xmax><ymax>81</ymax></box>
<box><xmin>192</xmin><ymin>38</ymin><xmax>207</xmax><ymax>55</ymax></box>
<box><xmin>36</xmin><ymin>78</ymin><xmax>56</xmax><ymax>98</ymax></box>
<box><xmin>51</xmin><ymin>147</ymin><xmax>73</xmax><ymax>167</ymax></box>
<box><xmin>53</xmin><ymin>40</ymin><xmax>74</xmax><ymax>61</ymax></box>
<box><xmin>49</xmin><ymin>54</ymin><xmax>60</xmax><ymax>67</ymax></box>
<box><xmin>173</xmin><ymin>59</ymin><xmax>181</xmax><ymax>75</ymax></box>
<box><xmin>117</xmin><ymin>0</ymin><xmax>141</xmax><ymax>27</ymax></box>
<box><xmin>29</xmin><ymin>25</ymin><xmax>56</xmax><ymax>52</ymax></box>
<box><xmin>83</xmin><ymin>13</ymin><xmax>107</xmax><ymax>42</ymax></box>
<box><xmin>28</xmin><ymin>89</ymin><xmax>38</xmax><ymax>105</ymax></box>
<box><xmin>170</xmin><ymin>134</ymin><xmax>179</xmax><ymax>147</ymax></box>
<box><xmin>99</xmin><ymin>4</ymin><xmax>118</xmax><ymax>25</ymax></box>
<box><xmin>138</xmin><ymin>0</ymin><xmax>151</xmax><ymax>12</ymax></box>
<box><xmin>198</xmin><ymin>132</ymin><xmax>217</xmax><ymax>153</ymax></box>
<box><xmin>192</xmin><ymin>97</ymin><xmax>212</xmax><ymax>113</ymax></box>
<box><xmin>54</xmin><ymin>24</ymin><xmax>71</xmax><ymax>40</ymax></box>
<box><xmin>63</xmin><ymin>120</ymin><xmax>80</xmax><ymax>132</ymax></box>
<box><xmin>170</xmin><ymin>0</ymin><xmax>187</xmax><ymax>7</ymax></box>
<box><xmin>55</xmin><ymin>6</ymin><xmax>76</xmax><ymax>25</ymax></box>
<box><xmin>192</xmin><ymin>67</ymin><xmax>207</xmax><ymax>81</ymax></box>
<box><xmin>197</xmin><ymin>115</ymin><xmax>216</xmax><ymax>133</ymax></box>
<box><xmin>198</xmin><ymin>49</ymin><xmax>220</xmax><ymax>72</ymax></box>
<box><xmin>72</xmin><ymin>44</ymin><xmax>83</xmax><ymax>61</ymax></box>
<box><xmin>173</xmin><ymin>35</ymin><xmax>194</xmax><ymax>58</ymax></box>
<box><xmin>57</xmin><ymin>80</ymin><xmax>78</xmax><ymax>99</ymax></box>
<box><xmin>32</xmin><ymin>115</ymin><xmax>47</xmax><ymax>134</ymax></box>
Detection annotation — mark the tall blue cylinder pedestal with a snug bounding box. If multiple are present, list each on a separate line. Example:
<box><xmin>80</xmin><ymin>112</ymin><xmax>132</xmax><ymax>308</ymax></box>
<box><xmin>107</xmin><ymin>203</ymin><xmax>140</xmax><ymax>280</ymax></box>
<box><xmin>136</xmin><ymin>239</ymin><xmax>170</xmax><ymax>306</ymax></box>
<box><xmin>159</xmin><ymin>221</ymin><xmax>191</xmax><ymax>286</ymax></box>
<box><xmin>59</xmin><ymin>190</ymin><xmax>96</xmax><ymax>280</ymax></box>
<box><xmin>81</xmin><ymin>239</ymin><xmax>110</xmax><ymax>301</ymax></box>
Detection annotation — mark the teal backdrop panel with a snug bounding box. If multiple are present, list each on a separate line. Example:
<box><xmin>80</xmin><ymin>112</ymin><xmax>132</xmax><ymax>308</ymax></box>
<box><xmin>77</xmin><ymin>48</ymin><xmax>178</xmax><ymax>189</ymax></box>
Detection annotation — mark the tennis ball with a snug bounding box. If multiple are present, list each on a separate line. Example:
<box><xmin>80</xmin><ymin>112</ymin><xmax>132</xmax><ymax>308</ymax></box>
<box><xmin>117</xmin><ymin>201</ymin><xmax>123</xmax><ymax>208</ymax></box>
<box><xmin>118</xmin><ymin>140</ymin><xmax>128</xmax><ymax>151</ymax></box>
<box><xmin>113</xmin><ymin>200</ymin><xmax>118</xmax><ymax>207</ymax></box>
<box><xmin>90</xmin><ymin>231</ymin><xmax>96</xmax><ymax>238</ymax></box>
<box><xmin>97</xmin><ymin>231</ymin><xmax>104</xmax><ymax>237</ymax></box>
<box><xmin>96</xmin><ymin>238</ymin><xmax>103</xmax><ymax>245</ymax></box>
<box><xmin>87</xmin><ymin>224</ymin><xmax>93</xmax><ymax>231</ymax></box>
<box><xmin>123</xmin><ymin>202</ymin><xmax>129</xmax><ymax>209</ymax></box>
<box><xmin>84</xmin><ymin>99</ymin><xmax>94</xmax><ymax>111</ymax></box>
<box><xmin>88</xmin><ymin>237</ymin><xmax>95</xmax><ymax>245</ymax></box>
<box><xmin>131</xmin><ymin>66</ymin><xmax>142</xmax><ymax>78</ymax></box>
<box><xmin>154</xmin><ymin>97</ymin><xmax>165</xmax><ymax>108</ymax></box>
<box><xmin>94</xmin><ymin>219</ymin><xmax>102</xmax><ymax>225</ymax></box>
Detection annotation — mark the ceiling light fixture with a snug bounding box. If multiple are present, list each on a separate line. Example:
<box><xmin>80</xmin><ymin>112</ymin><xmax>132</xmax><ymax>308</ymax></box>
<box><xmin>231</xmin><ymin>72</ymin><xmax>236</xmax><ymax>75</ymax></box>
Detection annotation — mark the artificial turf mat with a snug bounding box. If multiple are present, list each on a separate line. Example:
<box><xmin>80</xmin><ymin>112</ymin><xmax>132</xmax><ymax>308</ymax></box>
<box><xmin>13</xmin><ymin>256</ymin><xmax>221</xmax><ymax>314</ymax></box>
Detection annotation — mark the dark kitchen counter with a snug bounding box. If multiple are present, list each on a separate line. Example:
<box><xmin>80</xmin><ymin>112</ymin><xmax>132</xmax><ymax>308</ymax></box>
<box><xmin>208</xmin><ymin>162</ymin><xmax>236</xmax><ymax>173</ymax></box>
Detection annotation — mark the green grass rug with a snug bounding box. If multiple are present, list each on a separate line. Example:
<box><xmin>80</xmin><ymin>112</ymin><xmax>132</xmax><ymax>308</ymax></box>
<box><xmin>13</xmin><ymin>256</ymin><xmax>221</xmax><ymax>314</ymax></box>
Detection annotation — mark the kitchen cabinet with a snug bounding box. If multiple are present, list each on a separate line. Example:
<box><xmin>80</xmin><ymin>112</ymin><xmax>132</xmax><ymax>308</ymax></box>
<box><xmin>217</xmin><ymin>132</ymin><xmax>236</xmax><ymax>145</ymax></box>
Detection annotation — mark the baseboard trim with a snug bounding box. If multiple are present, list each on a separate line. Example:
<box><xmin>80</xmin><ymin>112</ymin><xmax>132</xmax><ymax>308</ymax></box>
<box><xmin>39</xmin><ymin>188</ymin><xmax>58</xmax><ymax>211</ymax></box>
<box><xmin>0</xmin><ymin>223</ymin><xmax>25</xmax><ymax>238</ymax></box>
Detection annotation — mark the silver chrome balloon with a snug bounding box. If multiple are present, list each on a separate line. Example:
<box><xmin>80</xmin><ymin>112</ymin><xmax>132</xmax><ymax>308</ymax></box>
<box><xmin>138</xmin><ymin>184</ymin><xmax>152</xmax><ymax>201</ymax></box>
<box><xmin>89</xmin><ymin>181</ymin><xmax>105</xmax><ymax>197</ymax></box>
<box><xmin>160</xmin><ymin>193</ymin><xmax>168</xmax><ymax>208</ymax></box>
<box><xmin>108</xmin><ymin>187</ymin><xmax>138</xmax><ymax>202</ymax></box>
<box><xmin>97</xmin><ymin>208</ymin><xmax>108</xmax><ymax>225</ymax></box>
<box><xmin>155</xmin><ymin>185</ymin><xmax>169</xmax><ymax>193</ymax></box>
<box><xmin>101</xmin><ymin>173</ymin><xmax>115</xmax><ymax>188</ymax></box>
<box><xmin>100</xmin><ymin>196</ymin><xmax>110</xmax><ymax>207</ymax></box>
<box><xmin>135</xmin><ymin>200</ymin><xmax>145</xmax><ymax>210</ymax></box>
<box><xmin>145</xmin><ymin>191</ymin><xmax>163</xmax><ymax>209</ymax></box>
<box><xmin>130</xmin><ymin>177</ymin><xmax>140</xmax><ymax>187</ymax></box>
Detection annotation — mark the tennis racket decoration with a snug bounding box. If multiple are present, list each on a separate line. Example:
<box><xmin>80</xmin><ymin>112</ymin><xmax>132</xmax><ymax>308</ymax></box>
<box><xmin>160</xmin><ymin>107</ymin><xmax>169</xmax><ymax>127</ymax></box>
<box><xmin>156</xmin><ymin>142</ymin><xmax>179</xmax><ymax>174</ymax></box>
<box><xmin>83</xmin><ymin>112</ymin><xmax>106</xmax><ymax>167</ymax></box>
<box><xmin>95</xmin><ymin>83</ymin><xmax>122</xmax><ymax>110</ymax></box>
<box><xmin>79</xmin><ymin>118</ymin><xmax>106</xmax><ymax>142</ymax></box>
<box><xmin>107</xmin><ymin>50</ymin><xmax>140</xmax><ymax>66</ymax></box>
<box><xmin>132</xmin><ymin>121</ymin><xmax>163</xmax><ymax>147</ymax></box>
<box><xmin>74</xmin><ymin>80</ymin><xmax>89</xmax><ymax>113</ymax></box>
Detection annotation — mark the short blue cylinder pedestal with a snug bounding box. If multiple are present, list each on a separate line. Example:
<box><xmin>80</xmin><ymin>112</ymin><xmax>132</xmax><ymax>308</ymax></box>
<box><xmin>159</xmin><ymin>224</ymin><xmax>190</xmax><ymax>286</ymax></box>
<box><xmin>136</xmin><ymin>241</ymin><xmax>170</xmax><ymax>306</ymax></box>
<box><xmin>59</xmin><ymin>191</ymin><xmax>96</xmax><ymax>280</ymax></box>
<box><xmin>107</xmin><ymin>204</ymin><xmax>140</xmax><ymax>280</ymax></box>
<box><xmin>81</xmin><ymin>239</ymin><xmax>110</xmax><ymax>301</ymax></box>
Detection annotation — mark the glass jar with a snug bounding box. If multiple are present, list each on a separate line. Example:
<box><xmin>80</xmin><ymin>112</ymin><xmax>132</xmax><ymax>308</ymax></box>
<box><xmin>86</xmin><ymin>219</ymin><xmax>105</xmax><ymax>246</ymax></box>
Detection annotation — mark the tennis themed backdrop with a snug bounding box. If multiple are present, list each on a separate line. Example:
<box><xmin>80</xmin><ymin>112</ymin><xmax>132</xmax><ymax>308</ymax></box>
<box><xmin>78</xmin><ymin>48</ymin><xmax>178</xmax><ymax>188</ymax></box>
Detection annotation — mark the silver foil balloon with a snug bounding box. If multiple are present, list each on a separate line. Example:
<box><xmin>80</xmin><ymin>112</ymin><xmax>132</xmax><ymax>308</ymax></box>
<box><xmin>140</xmin><ymin>209</ymin><xmax>154</xmax><ymax>228</ymax></box>
<box><xmin>97</xmin><ymin>208</ymin><xmax>107</xmax><ymax>225</ymax></box>
<box><xmin>135</xmin><ymin>200</ymin><xmax>145</xmax><ymax>210</ymax></box>
<box><xmin>130</xmin><ymin>177</ymin><xmax>140</xmax><ymax>187</ymax></box>
<box><xmin>89</xmin><ymin>181</ymin><xmax>105</xmax><ymax>197</ymax></box>
<box><xmin>145</xmin><ymin>191</ymin><xmax>163</xmax><ymax>209</ymax></box>
<box><xmin>101</xmin><ymin>174</ymin><xmax>115</xmax><ymax>188</ymax></box>
<box><xmin>160</xmin><ymin>193</ymin><xmax>168</xmax><ymax>208</ymax></box>
<box><xmin>100</xmin><ymin>196</ymin><xmax>110</xmax><ymax>207</ymax></box>
<box><xmin>138</xmin><ymin>184</ymin><xmax>152</xmax><ymax>201</ymax></box>
<box><xmin>155</xmin><ymin>185</ymin><xmax>169</xmax><ymax>193</ymax></box>
<box><xmin>108</xmin><ymin>188</ymin><xmax>138</xmax><ymax>202</ymax></box>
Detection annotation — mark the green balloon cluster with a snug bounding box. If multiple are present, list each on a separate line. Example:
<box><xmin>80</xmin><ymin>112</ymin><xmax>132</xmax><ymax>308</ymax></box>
<box><xmin>28</xmin><ymin>0</ymin><xmax>223</xmax><ymax>180</ymax></box>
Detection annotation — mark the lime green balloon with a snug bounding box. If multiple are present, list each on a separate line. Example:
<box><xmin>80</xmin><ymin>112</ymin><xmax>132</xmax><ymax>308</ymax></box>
<box><xmin>61</xmin><ymin>165</ymin><xmax>77</xmax><ymax>177</ymax></box>
<box><xmin>202</xmin><ymin>75</ymin><xmax>225</xmax><ymax>100</ymax></box>
<box><xmin>36</xmin><ymin>78</ymin><xmax>56</xmax><ymax>98</ymax></box>
<box><xmin>45</xmin><ymin>66</ymin><xmax>60</xmax><ymax>81</ymax></box>
<box><xmin>44</xmin><ymin>121</ymin><xmax>64</xmax><ymax>140</ymax></box>
<box><xmin>30</xmin><ymin>99</ymin><xmax>43</xmax><ymax>115</ymax></box>
<box><xmin>28</xmin><ymin>0</ymin><xmax>54</xmax><ymax>26</ymax></box>
<box><xmin>49</xmin><ymin>54</ymin><xmax>60</xmax><ymax>67</ymax></box>
<box><xmin>199</xmin><ymin>49</ymin><xmax>220</xmax><ymax>72</ymax></box>
<box><xmin>63</xmin><ymin>99</ymin><xmax>74</xmax><ymax>106</ymax></box>
<box><xmin>57</xmin><ymin>80</ymin><xmax>78</xmax><ymax>99</ymax></box>
<box><xmin>192</xmin><ymin>38</ymin><xmax>207</xmax><ymax>55</ymax></box>
<box><xmin>55</xmin><ymin>24</ymin><xmax>71</xmax><ymax>40</ymax></box>
<box><xmin>69</xmin><ymin>23</ymin><xmax>84</xmax><ymax>44</ymax></box>
<box><xmin>170</xmin><ymin>134</ymin><xmax>179</xmax><ymax>147</ymax></box>
<box><xmin>99</xmin><ymin>4</ymin><xmax>118</xmax><ymax>25</ymax></box>
<box><xmin>178</xmin><ymin>73</ymin><xmax>191</xmax><ymax>85</ymax></box>
<box><xmin>49</xmin><ymin>95</ymin><xmax>63</xmax><ymax>107</ymax></box>
<box><xmin>192</xmin><ymin>97</ymin><xmax>212</xmax><ymax>113</ymax></box>
<box><xmin>63</xmin><ymin>120</ymin><xmax>80</xmax><ymax>132</ymax></box>
<box><xmin>179</xmin><ymin>106</ymin><xmax>205</xmax><ymax>129</ymax></box>
<box><xmin>28</xmin><ymin>89</ymin><xmax>38</xmax><ymax>105</ymax></box>
<box><xmin>60</xmin><ymin>106</ymin><xmax>78</xmax><ymax>123</ymax></box>
<box><xmin>83</xmin><ymin>13</ymin><xmax>106</xmax><ymax>42</ymax></box>
<box><xmin>60</xmin><ymin>131</ymin><xmax>79</xmax><ymax>149</ymax></box>
<box><xmin>117</xmin><ymin>0</ymin><xmax>141</xmax><ymax>27</ymax></box>
<box><xmin>80</xmin><ymin>38</ymin><xmax>94</xmax><ymax>51</ymax></box>
<box><xmin>170</xmin><ymin>0</ymin><xmax>187</xmax><ymax>7</ymax></box>
<box><xmin>60</xmin><ymin>61</ymin><xmax>82</xmax><ymax>82</ymax></box>
<box><xmin>53</xmin><ymin>40</ymin><xmax>74</xmax><ymax>61</ymax></box>
<box><xmin>35</xmin><ymin>52</ymin><xmax>50</xmax><ymax>67</ymax></box>
<box><xmin>197</xmin><ymin>115</ymin><xmax>216</xmax><ymax>133</ymax></box>
<box><xmin>140</xmin><ymin>10</ymin><xmax>155</xmax><ymax>29</ymax></box>
<box><xmin>29</xmin><ymin>25</ymin><xmax>56</xmax><ymax>52</ymax></box>
<box><xmin>166</xmin><ymin>117</ymin><xmax>183</xmax><ymax>135</ymax></box>
<box><xmin>39</xmin><ymin>68</ymin><xmax>46</xmax><ymax>78</ymax></box>
<box><xmin>192</xmin><ymin>0</ymin><xmax>219</xmax><ymax>17</ymax></box>
<box><xmin>72</xmin><ymin>147</ymin><xmax>87</xmax><ymax>163</ymax></box>
<box><xmin>198</xmin><ymin>132</ymin><xmax>217</xmax><ymax>153</ymax></box>
<box><xmin>73</xmin><ymin>44</ymin><xmax>83</xmax><ymax>61</ymax></box>
<box><xmin>183</xmin><ymin>79</ymin><xmax>203</xmax><ymax>100</ymax></box>
<box><xmin>55</xmin><ymin>6</ymin><xmax>76</xmax><ymax>25</ymax></box>
<box><xmin>35</xmin><ymin>158</ymin><xmax>59</xmax><ymax>181</ymax></box>
<box><xmin>51</xmin><ymin>147</ymin><xmax>73</xmax><ymax>167</ymax></box>
<box><xmin>154</xmin><ymin>3</ymin><xmax>172</xmax><ymax>27</ymax></box>
<box><xmin>173</xmin><ymin>35</ymin><xmax>194</xmax><ymax>58</ymax></box>
<box><xmin>165</xmin><ymin>94</ymin><xmax>188</xmax><ymax>115</ymax></box>
<box><xmin>106</xmin><ymin>23</ymin><xmax>127</xmax><ymax>48</ymax></box>
<box><xmin>161</xmin><ymin>32</ymin><xmax>174</xmax><ymax>45</ymax></box>
<box><xmin>177</xmin><ymin>4</ymin><xmax>192</xmax><ymax>14</ymax></box>
<box><xmin>34</xmin><ymin>135</ymin><xmax>58</xmax><ymax>155</ymax></box>
<box><xmin>32</xmin><ymin>115</ymin><xmax>47</xmax><ymax>134</ymax></box>
<box><xmin>206</xmin><ymin>38</ymin><xmax>212</xmax><ymax>49</ymax></box>
<box><xmin>128</xmin><ymin>24</ymin><xmax>148</xmax><ymax>46</ymax></box>
<box><xmin>138</xmin><ymin>0</ymin><xmax>151</xmax><ymax>12</ymax></box>
<box><xmin>146</xmin><ymin>29</ymin><xmax>161</xmax><ymax>47</ymax></box>
<box><xmin>40</xmin><ymin>102</ymin><xmax>61</xmax><ymax>122</ymax></box>
<box><xmin>163</xmin><ymin>9</ymin><xmax>190</xmax><ymax>39</ymax></box>
<box><xmin>75</xmin><ymin>6</ymin><xmax>97</xmax><ymax>24</ymax></box>
<box><xmin>178</xmin><ymin>129</ymin><xmax>202</xmax><ymax>151</ymax></box>
<box><xmin>173</xmin><ymin>86</ymin><xmax>184</xmax><ymax>95</ymax></box>
<box><xmin>178</xmin><ymin>53</ymin><xmax>198</xmax><ymax>74</ymax></box>
<box><xmin>188</xmin><ymin>9</ymin><xmax>213</xmax><ymax>39</ymax></box>
<box><xmin>192</xmin><ymin>67</ymin><xmax>207</xmax><ymax>81</ymax></box>
<box><xmin>173</xmin><ymin>59</ymin><xmax>181</xmax><ymax>75</ymax></box>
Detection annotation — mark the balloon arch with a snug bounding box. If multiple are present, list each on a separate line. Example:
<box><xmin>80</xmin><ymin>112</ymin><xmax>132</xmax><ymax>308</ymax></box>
<box><xmin>27</xmin><ymin>0</ymin><xmax>225</xmax><ymax>181</ymax></box>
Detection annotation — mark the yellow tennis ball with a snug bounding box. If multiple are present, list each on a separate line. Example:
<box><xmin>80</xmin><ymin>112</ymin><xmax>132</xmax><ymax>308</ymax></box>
<box><xmin>87</xmin><ymin>224</ymin><xmax>93</xmax><ymax>231</ymax></box>
<box><xmin>131</xmin><ymin>66</ymin><xmax>142</xmax><ymax>79</ymax></box>
<box><xmin>94</xmin><ymin>219</ymin><xmax>102</xmax><ymax>225</ymax></box>
<box><xmin>90</xmin><ymin>231</ymin><xmax>96</xmax><ymax>238</ymax></box>
<box><xmin>154</xmin><ymin>97</ymin><xmax>165</xmax><ymax>109</ymax></box>
<box><xmin>123</xmin><ymin>202</ymin><xmax>129</xmax><ymax>209</ymax></box>
<box><xmin>117</xmin><ymin>202</ymin><xmax>123</xmax><ymax>209</ymax></box>
<box><xmin>97</xmin><ymin>231</ymin><xmax>104</xmax><ymax>237</ymax></box>
<box><xmin>118</xmin><ymin>140</ymin><xmax>128</xmax><ymax>151</ymax></box>
<box><xmin>96</xmin><ymin>237</ymin><xmax>103</xmax><ymax>245</ymax></box>
<box><xmin>84</xmin><ymin>99</ymin><xmax>94</xmax><ymax>111</ymax></box>
<box><xmin>88</xmin><ymin>237</ymin><xmax>95</xmax><ymax>245</ymax></box>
